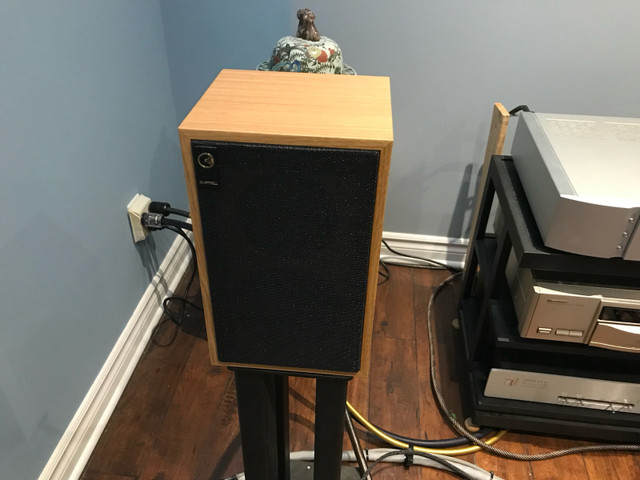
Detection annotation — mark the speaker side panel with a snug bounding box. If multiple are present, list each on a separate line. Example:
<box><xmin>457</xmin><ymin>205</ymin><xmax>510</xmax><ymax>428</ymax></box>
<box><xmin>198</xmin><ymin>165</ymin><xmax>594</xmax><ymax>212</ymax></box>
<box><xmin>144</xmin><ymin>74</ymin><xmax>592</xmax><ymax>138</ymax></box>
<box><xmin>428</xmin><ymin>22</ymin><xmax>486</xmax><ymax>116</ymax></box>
<box><xmin>359</xmin><ymin>142</ymin><xmax>392</xmax><ymax>378</ymax></box>
<box><xmin>190</xmin><ymin>141</ymin><xmax>380</xmax><ymax>374</ymax></box>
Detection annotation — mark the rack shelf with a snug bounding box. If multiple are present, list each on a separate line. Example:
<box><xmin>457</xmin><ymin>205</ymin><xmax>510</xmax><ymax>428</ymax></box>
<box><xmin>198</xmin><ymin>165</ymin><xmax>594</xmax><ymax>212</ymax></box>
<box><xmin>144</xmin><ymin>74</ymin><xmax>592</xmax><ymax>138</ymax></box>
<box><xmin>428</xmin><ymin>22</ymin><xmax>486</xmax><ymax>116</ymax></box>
<box><xmin>457</xmin><ymin>156</ymin><xmax>640</xmax><ymax>442</ymax></box>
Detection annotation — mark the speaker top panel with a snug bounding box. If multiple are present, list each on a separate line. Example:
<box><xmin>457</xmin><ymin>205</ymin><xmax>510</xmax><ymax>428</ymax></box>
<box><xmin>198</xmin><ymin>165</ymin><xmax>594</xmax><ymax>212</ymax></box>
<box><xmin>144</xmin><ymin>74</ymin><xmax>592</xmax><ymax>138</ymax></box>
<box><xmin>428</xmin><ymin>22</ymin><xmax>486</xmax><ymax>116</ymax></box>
<box><xmin>178</xmin><ymin>69</ymin><xmax>393</xmax><ymax>150</ymax></box>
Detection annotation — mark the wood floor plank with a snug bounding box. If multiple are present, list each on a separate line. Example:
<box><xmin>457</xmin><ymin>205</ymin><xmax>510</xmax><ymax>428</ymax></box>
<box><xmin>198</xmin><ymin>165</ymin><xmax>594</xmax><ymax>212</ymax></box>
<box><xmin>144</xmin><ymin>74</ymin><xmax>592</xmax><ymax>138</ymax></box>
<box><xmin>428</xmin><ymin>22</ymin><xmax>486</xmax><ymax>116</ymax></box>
<box><xmin>522</xmin><ymin>436</ymin><xmax>590</xmax><ymax>480</ymax></box>
<box><xmin>80</xmin><ymin>320</ymin><xmax>199</xmax><ymax>478</ymax></box>
<box><xmin>373</xmin><ymin>266</ymin><xmax>415</xmax><ymax>341</ymax></box>
<box><xmin>367</xmin><ymin>335</ymin><xmax>421</xmax><ymax>440</ymax></box>
<box><xmin>472</xmin><ymin>435</ymin><xmax>534</xmax><ymax>480</ymax></box>
<box><xmin>367</xmin><ymin>267</ymin><xmax>422</xmax><ymax>439</ymax></box>
<box><xmin>80</xmin><ymin>474</ymin><xmax>137</xmax><ymax>480</ymax></box>
<box><xmin>581</xmin><ymin>451</ymin><xmax>640</xmax><ymax>480</ymax></box>
<box><xmin>137</xmin><ymin>338</ymin><xmax>237</xmax><ymax>480</ymax></box>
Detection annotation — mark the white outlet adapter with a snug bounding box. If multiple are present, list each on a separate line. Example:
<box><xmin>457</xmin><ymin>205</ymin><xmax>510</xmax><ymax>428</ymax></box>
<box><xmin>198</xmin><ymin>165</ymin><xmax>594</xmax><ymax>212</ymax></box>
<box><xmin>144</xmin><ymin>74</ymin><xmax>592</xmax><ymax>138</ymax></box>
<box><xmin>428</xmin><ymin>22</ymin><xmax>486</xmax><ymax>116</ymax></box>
<box><xmin>127</xmin><ymin>193</ymin><xmax>152</xmax><ymax>243</ymax></box>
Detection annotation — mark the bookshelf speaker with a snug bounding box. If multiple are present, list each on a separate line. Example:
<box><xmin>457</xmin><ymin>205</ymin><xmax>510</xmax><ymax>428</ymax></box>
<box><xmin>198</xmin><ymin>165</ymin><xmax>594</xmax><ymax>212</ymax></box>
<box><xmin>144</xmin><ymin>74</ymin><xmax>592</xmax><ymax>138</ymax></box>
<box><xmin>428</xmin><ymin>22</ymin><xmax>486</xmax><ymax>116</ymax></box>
<box><xmin>178</xmin><ymin>69</ymin><xmax>393</xmax><ymax>376</ymax></box>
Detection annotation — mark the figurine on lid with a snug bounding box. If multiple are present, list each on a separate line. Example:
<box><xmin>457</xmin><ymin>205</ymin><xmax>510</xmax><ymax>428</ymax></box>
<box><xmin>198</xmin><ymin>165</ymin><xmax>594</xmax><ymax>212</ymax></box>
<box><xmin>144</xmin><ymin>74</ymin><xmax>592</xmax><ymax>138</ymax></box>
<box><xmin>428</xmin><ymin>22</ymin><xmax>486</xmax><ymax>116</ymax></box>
<box><xmin>258</xmin><ymin>9</ymin><xmax>356</xmax><ymax>75</ymax></box>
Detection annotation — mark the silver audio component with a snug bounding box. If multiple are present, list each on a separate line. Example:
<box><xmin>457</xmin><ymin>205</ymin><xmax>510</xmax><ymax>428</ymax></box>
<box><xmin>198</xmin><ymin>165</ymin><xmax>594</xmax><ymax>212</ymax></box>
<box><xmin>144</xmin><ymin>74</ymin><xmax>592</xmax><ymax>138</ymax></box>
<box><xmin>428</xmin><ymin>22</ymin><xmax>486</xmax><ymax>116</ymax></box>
<box><xmin>506</xmin><ymin>250</ymin><xmax>640</xmax><ymax>352</ymax></box>
<box><xmin>485</xmin><ymin>368</ymin><xmax>640</xmax><ymax>413</ymax></box>
<box><xmin>510</xmin><ymin>112</ymin><xmax>640</xmax><ymax>260</ymax></box>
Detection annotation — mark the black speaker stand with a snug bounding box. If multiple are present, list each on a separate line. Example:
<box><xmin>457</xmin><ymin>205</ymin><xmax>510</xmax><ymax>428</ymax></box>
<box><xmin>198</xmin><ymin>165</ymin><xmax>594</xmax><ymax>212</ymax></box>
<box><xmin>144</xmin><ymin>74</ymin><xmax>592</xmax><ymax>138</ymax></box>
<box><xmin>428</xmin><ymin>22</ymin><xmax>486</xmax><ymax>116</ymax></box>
<box><xmin>233</xmin><ymin>370</ymin><xmax>358</xmax><ymax>480</ymax></box>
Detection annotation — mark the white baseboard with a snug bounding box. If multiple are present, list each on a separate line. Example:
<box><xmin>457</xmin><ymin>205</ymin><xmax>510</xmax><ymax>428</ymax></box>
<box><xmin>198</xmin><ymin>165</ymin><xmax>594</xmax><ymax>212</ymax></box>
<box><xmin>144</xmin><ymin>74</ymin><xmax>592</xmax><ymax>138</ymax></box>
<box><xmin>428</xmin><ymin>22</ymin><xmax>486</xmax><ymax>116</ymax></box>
<box><xmin>38</xmin><ymin>235</ymin><xmax>192</xmax><ymax>480</ymax></box>
<box><xmin>381</xmin><ymin>231</ymin><xmax>468</xmax><ymax>270</ymax></box>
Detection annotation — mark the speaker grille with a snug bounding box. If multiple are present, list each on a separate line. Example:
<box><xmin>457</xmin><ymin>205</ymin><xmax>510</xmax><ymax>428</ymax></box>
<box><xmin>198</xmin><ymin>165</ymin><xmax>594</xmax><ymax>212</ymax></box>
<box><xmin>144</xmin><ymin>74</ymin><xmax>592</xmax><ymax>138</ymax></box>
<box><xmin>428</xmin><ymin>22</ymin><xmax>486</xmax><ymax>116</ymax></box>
<box><xmin>192</xmin><ymin>141</ymin><xmax>380</xmax><ymax>373</ymax></box>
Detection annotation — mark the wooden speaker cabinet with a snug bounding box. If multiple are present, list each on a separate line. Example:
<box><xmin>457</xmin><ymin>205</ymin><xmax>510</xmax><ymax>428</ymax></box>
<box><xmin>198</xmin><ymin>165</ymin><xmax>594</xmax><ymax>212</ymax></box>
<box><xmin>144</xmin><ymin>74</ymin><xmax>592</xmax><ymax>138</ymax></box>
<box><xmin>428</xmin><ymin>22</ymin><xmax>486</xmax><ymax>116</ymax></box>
<box><xmin>178</xmin><ymin>69</ymin><xmax>393</xmax><ymax>376</ymax></box>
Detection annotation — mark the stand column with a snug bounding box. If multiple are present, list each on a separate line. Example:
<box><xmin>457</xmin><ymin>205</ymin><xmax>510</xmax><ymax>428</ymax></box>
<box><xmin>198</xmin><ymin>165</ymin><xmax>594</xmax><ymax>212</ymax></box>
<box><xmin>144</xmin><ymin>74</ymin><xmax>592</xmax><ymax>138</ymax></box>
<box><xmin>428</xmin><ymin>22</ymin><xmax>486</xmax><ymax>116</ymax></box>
<box><xmin>313</xmin><ymin>377</ymin><xmax>349</xmax><ymax>480</ymax></box>
<box><xmin>234</xmin><ymin>370</ymin><xmax>290</xmax><ymax>480</ymax></box>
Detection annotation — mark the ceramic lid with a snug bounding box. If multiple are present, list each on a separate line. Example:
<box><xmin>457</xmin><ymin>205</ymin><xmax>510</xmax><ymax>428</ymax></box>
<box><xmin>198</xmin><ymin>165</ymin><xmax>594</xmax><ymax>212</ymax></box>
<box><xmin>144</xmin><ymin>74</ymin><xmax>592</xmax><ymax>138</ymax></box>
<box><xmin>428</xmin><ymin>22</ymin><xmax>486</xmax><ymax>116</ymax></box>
<box><xmin>257</xmin><ymin>9</ymin><xmax>356</xmax><ymax>75</ymax></box>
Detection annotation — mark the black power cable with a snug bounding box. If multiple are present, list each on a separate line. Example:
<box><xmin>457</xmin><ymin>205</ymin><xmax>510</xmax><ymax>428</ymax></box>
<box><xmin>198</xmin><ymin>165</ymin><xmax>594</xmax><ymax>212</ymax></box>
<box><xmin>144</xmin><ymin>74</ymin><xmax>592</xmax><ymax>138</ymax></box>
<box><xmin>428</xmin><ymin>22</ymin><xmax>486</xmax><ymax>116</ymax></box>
<box><xmin>149</xmin><ymin>201</ymin><xmax>190</xmax><ymax>218</ymax></box>
<box><xmin>378</xmin><ymin>259</ymin><xmax>391</xmax><ymax>285</ymax></box>
<box><xmin>141</xmin><ymin>209</ymin><xmax>203</xmax><ymax>344</ymax></box>
<box><xmin>141</xmin><ymin>212</ymin><xmax>192</xmax><ymax>232</ymax></box>
<box><xmin>381</xmin><ymin>239</ymin><xmax>461</xmax><ymax>272</ymax></box>
<box><xmin>160</xmin><ymin>225</ymin><xmax>202</xmax><ymax>327</ymax></box>
<box><xmin>508</xmin><ymin>105</ymin><xmax>532</xmax><ymax>116</ymax></box>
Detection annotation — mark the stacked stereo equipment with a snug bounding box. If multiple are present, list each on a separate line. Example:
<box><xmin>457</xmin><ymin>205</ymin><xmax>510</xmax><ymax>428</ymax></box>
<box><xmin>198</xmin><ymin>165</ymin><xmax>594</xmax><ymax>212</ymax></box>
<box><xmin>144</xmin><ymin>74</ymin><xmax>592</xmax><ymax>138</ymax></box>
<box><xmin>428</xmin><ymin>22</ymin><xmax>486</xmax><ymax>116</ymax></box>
<box><xmin>458</xmin><ymin>113</ymin><xmax>640</xmax><ymax>441</ymax></box>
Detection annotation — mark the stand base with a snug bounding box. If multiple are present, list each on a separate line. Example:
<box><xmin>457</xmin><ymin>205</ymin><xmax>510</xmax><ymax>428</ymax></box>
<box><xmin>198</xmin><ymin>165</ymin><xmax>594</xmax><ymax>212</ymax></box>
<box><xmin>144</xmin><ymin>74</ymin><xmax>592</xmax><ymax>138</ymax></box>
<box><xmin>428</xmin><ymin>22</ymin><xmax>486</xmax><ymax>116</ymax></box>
<box><xmin>290</xmin><ymin>461</ymin><xmax>360</xmax><ymax>480</ymax></box>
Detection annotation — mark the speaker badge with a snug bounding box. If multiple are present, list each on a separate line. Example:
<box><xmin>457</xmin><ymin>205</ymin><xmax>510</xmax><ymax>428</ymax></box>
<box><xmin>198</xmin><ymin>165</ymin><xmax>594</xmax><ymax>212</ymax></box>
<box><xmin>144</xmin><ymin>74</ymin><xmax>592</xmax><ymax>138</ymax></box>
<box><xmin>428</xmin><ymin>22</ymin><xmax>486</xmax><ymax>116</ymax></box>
<box><xmin>194</xmin><ymin>151</ymin><xmax>220</xmax><ymax>188</ymax></box>
<box><xmin>198</xmin><ymin>152</ymin><xmax>215</xmax><ymax>168</ymax></box>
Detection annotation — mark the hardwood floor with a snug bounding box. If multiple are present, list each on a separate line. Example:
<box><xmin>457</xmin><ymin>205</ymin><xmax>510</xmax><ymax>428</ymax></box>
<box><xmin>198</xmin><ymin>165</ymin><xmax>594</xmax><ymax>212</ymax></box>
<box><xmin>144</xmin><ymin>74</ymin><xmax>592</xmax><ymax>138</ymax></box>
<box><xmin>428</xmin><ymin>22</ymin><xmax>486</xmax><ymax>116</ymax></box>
<box><xmin>81</xmin><ymin>264</ymin><xmax>640</xmax><ymax>479</ymax></box>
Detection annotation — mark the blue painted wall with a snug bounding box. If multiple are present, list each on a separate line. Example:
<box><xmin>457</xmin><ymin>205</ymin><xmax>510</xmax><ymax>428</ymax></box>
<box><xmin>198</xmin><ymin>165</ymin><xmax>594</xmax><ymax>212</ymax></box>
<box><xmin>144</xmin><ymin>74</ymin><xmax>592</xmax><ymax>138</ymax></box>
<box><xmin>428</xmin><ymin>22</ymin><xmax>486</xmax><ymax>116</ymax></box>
<box><xmin>160</xmin><ymin>0</ymin><xmax>291</xmax><ymax>122</ymax></box>
<box><xmin>0</xmin><ymin>2</ymin><xmax>185</xmax><ymax>478</ymax></box>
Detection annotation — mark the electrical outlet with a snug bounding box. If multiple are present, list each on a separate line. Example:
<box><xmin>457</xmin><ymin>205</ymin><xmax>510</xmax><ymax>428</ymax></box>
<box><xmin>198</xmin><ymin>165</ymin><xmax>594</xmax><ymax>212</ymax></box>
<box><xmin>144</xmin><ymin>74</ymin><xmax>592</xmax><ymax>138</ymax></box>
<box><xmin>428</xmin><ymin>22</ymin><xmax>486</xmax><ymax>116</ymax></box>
<box><xmin>127</xmin><ymin>193</ymin><xmax>151</xmax><ymax>243</ymax></box>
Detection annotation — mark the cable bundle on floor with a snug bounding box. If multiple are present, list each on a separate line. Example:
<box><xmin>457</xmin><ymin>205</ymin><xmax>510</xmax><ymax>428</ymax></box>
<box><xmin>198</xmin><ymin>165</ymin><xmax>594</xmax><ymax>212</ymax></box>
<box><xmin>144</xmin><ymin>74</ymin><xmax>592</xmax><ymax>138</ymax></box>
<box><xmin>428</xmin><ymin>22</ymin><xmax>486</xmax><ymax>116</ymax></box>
<box><xmin>222</xmin><ymin>448</ymin><xmax>503</xmax><ymax>480</ymax></box>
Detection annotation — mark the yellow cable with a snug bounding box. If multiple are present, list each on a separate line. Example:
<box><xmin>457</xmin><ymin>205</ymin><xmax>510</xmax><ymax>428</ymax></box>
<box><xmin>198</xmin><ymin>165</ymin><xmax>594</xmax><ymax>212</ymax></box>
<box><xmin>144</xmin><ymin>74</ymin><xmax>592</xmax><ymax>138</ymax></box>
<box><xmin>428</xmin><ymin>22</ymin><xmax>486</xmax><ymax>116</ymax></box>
<box><xmin>346</xmin><ymin>401</ymin><xmax>507</xmax><ymax>456</ymax></box>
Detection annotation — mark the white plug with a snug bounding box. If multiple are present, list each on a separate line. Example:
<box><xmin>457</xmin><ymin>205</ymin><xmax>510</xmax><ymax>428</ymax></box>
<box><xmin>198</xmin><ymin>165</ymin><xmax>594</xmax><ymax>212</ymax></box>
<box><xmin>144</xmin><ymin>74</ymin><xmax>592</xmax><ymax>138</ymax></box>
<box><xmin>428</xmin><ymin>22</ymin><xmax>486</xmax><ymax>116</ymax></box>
<box><xmin>127</xmin><ymin>193</ymin><xmax>152</xmax><ymax>243</ymax></box>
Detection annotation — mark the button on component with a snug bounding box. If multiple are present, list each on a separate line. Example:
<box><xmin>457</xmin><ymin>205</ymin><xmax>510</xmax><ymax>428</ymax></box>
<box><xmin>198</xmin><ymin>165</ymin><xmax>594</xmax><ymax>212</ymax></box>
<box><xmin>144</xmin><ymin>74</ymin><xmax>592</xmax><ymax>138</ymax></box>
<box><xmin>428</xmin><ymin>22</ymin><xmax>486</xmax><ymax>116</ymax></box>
<box><xmin>568</xmin><ymin>330</ymin><xmax>583</xmax><ymax>338</ymax></box>
<box><xmin>556</xmin><ymin>329</ymin><xmax>570</xmax><ymax>336</ymax></box>
<box><xmin>581</xmin><ymin>399</ymin><xmax>611</xmax><ymax>409</ymax></box>
<box><xmin>537</xmin><ymin>327</ymin><xmax>552</xmax><ymax>334</ymax></box>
